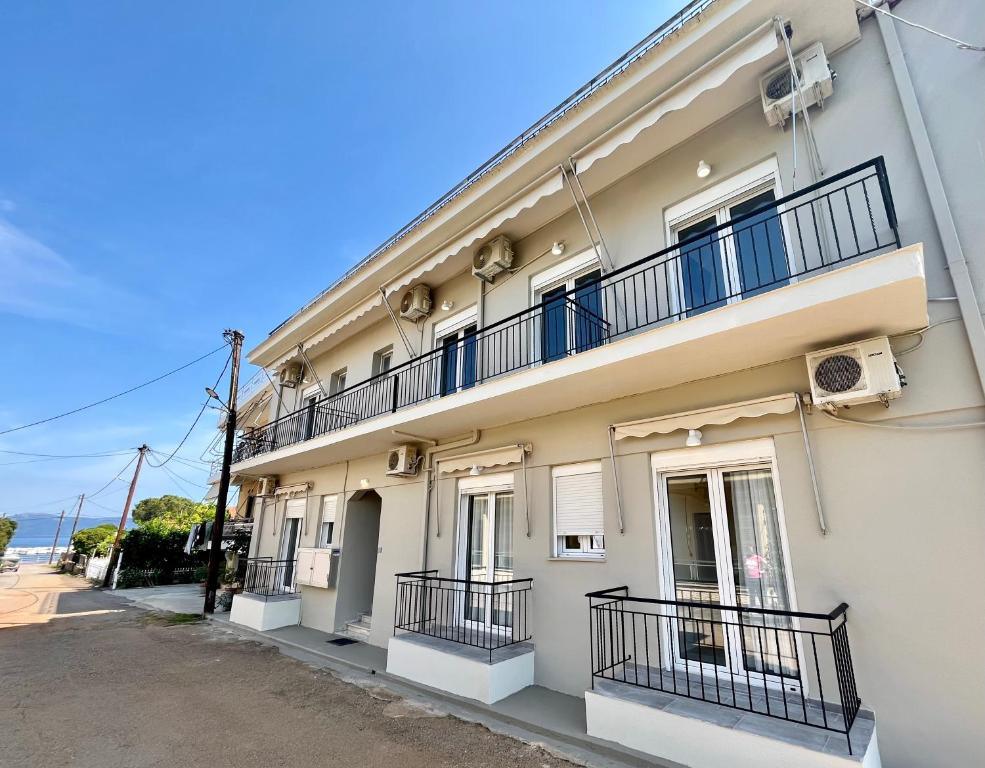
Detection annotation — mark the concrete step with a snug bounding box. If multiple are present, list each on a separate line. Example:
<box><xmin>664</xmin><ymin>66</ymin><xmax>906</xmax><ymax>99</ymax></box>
<box><xmin>345</xmin><ymin>615</ymin><xmax>372</xmax><ymax>640</ymax></box>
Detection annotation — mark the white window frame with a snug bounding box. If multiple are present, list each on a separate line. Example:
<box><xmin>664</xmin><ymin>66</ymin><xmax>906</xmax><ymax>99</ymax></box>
<box><xmin>317</xmin><ymin>493</ymin><xmax>339</xmax><ymax>548</ymax></box>
<box><xmin>529</xmin><ymin>249</ymin><xmax>605</xmax><ymax>364</ymax></box>
<box><xmin>328</xmin><ymin>368</ymin><xmax>347</xmax><ymax>395</ymax></box>
<box><xmin>664</xmin><ymin>157</ymin><xmax>794</xmax><ymax>316</ymax></box>
<box><xmin>552</xmin><ymin>461</ymin><xmax>605</xmax><ymax>559</ymax></box>
<box><xmin>433</xmin><ymin>305</ymin><xmax>478</xmax><ymax>395</ymax></box>
<box><xmin>372</xmin><ymin>346</ymin><xmax>394</xmax><ymax>377</ymax></box>
<box><xmin>650</xmin><ymin>438</ymin><xmax>804</xmax><ymax>692</ymax></box>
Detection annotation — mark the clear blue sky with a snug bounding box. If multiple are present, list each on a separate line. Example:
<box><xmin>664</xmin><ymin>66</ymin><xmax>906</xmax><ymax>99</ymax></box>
<box><xmin>0</xmin><ymin>0</ymin><xmax>676</xmax><ymax>519</ymax></box>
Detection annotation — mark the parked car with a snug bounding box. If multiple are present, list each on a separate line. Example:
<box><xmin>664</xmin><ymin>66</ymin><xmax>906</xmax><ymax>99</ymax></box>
<box><xmin>0</xmin><ymin>553</ymin><xmax>21</xmax><ymax>572</ymax></box>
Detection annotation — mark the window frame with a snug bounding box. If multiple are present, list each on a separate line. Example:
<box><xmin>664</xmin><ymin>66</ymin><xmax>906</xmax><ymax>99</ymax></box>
<box><xmin>551</xmin><ymin>461</ymin><xmax>606</xmax><ymax>559</ymax></box>
<box><xmin>433</xmin><ymin>306</ymin><xmax>479</xmax><ymax>396</ymax></box>
<box><xmin>328</xmin><ymin>368</ymin><xmax>347</xmax><ymax>395</ymax></box>
<box><xmin>372</xmin><ymin>346</ymin><xmax>394</xmax><ymax>377</ymax></box>
<box><xmin>530</xmin><ymin>249</ymin><xmax>605</xmax><ymax>364</ymax></box>
<box><xmin>664</xmin><ymin>157</ymin><xmax>794</xmax><ymax>316</ymax></box>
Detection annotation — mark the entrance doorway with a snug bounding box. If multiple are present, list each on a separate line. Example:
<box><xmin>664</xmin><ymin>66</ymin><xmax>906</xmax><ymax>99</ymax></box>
<box><xmin>335</xmin><ymin>490</ymin><xmax>382</xmax><ymax>635</ymax></box>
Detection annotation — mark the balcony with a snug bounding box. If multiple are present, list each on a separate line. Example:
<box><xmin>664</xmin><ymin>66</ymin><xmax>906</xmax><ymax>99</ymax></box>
<box><xmin>386</xmin><ymin>571</ymin><xmax>535</xmax><ymax>704</ymax></box>
<box><xmin>234</xmin><ymin>157</ymin><xmax>926</xmax><ymax>472</ymax></box>
<box><xmin>229</xmin><ymin>558</ymin><xmax>301</xmax><ymax>632</ymax></box>
<box><xmin>584</xmin><ymin>587</ymin><xmax>878</xmax><ymax>767</ymax></box>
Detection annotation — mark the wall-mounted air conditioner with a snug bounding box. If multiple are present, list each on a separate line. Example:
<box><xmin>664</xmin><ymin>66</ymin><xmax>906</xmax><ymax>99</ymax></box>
<box><xmin>472</xmin><ymin>235</ymin><xmax>514</xmax><ymax>282</ymax></box>
<box><xmin>806</xmin><ymin>336</ymin><xmax>903</xmax><ymax>408</ymax></box>
<box><xmin>760</xmin><ymin>41</ymin><xmax>834</xmax><ymax>128</ymax></box>
<box><xmin>386</xmin><ymin>444</ymin><xmax>419</xmax><ymax>476</ymax></box>
<box><xmin>399</xmin><ymin>284</ymin><xmax>432</xmax><ymax>321</ymax></box>
<box><xmin>278</xmin><ymin>363</ymin><xmax>303</xmax><ymax>388</ymax></box>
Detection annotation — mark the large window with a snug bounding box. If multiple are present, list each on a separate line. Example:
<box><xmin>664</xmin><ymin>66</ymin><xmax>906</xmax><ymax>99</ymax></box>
<box><xmin>433</xmin><ymin>306</ymin><xmax>478</xmax><ymax>397</ymax></box>
<box><xmin>532</xmin><ymin>250</ymin><xmax>605</xmax><ymax>363</ymax></box>
<box><xmin>552</xmin><ymin>462</ymin><xmax>605</xmax><ymax>558</ymax></box>
<box><xmin>667</xmin><ymin>159</ymin><xmax>791</xmax><ymax>317</ymax></box>
<box><xmin>372</xmin><ymin>346</ymin><xmax>393</xmax><ymax>376</ymax></box>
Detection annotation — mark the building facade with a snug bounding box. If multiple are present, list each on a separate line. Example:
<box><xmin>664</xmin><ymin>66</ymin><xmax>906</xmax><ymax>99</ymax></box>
<box><xmin>224</xmin><ymin>2</ymin><xmax>985</xmax><ymax>766</ymax></box>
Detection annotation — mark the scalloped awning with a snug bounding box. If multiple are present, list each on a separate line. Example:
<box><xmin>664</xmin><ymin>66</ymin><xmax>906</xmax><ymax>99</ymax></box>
<box><xmin>612</xmin><ymin>393</ymin><xmax>798</xmax><ymax>440</ymax></box>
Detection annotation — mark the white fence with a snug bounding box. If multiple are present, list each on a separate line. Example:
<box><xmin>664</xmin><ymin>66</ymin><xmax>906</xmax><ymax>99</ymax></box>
<box><xmin>84</xmin><ymin>556</ymin><xmax>111</xmax><ymax>582</ymax></box>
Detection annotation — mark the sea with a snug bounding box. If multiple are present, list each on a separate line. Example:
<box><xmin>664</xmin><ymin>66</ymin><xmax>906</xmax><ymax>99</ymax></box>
<box><xmin>4</xmin><ymin>513</ymin><xmax>133</xmax><ymax>549</ymax></box>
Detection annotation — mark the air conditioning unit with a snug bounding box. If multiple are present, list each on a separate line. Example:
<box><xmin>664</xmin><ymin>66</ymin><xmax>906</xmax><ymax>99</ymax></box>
<box><xmin>760</xmin><ymin>42</ymin><xmax>834</xmax><ymax>128</ymax></box>
<box><xmin>386</xmin><ymin>445</ymin><xmax>419</xmax><ymax>477</ymax></box>
<box><xmin>399</xmin><ymin>284</ymin><xmax>432</xmax><ymax>321</ymax></box>
<box><xmin>472</xmin><ymin>235</ymin><xmax>514</xmax><ymax>282</ymax></box>
<box><xmin>806</xmin><ymin>336</ymin><xmax>903</xmax><ymax>408</ymax></box>
<box><xmin>257</xmin><ymin>476</ymin><xmax>278</xmax><ymax>496</ymax></box>
<box><xmin>278</xmin><ymin>363</ymin><xmax>303</xmax><ymax>388</ymax></box>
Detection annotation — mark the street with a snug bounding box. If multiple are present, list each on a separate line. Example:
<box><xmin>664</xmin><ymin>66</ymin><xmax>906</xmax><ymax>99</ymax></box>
<box><xmin>0</xmin><ymin>566</ymin><xmax>575</xmax><ymax>768</ymax></box>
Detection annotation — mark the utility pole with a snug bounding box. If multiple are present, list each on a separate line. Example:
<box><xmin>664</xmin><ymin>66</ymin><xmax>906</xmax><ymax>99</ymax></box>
<box><xmin>102</xmin><ymin>445</ymin><xmax>148</xmax><ymax>588</ymax></box>
<box><xmin>64</xmin><ymin>493</ymin><xmax>86</xmax><ymax>562</ymax></box>
<box><xmin>47</xmin><ymin>509</ymin><xmax>66</xmax><ymax>564</ymax></box>
<box><xmin>204</xmin><ymin>329</ymin><xmax>244</xmax><ymax>613</ymax></box>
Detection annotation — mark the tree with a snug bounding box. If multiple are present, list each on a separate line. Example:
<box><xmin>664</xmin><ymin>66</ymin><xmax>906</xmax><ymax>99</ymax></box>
<box><xmin>0</xmin><ymin>517</ymin><xmax>17</xmax><ymax>553</ymax></box>
<box><xmin>71</xmin><ymin>523</ymin><xmax>117</xmax><ymax>557</ymax></box>
<box><xmin>131</xmin><ymin>495</ymin><xmax>215</xmax><ymax>532</ymax></box>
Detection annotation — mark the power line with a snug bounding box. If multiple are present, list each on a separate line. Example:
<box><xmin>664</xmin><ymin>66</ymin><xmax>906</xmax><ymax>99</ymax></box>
<box><xmin>146</xmin><ymin>352</ymin><xmax>232</xmax><ymax>469</ymax></box>
<box><xmin>0</xmin><ymin>448</ymin><xmax>134</xmax><ymax>458</ymax></box>
<box><xmin>87</xmin><ymin>453</ymin><xmax>140</xmax><ymax>499</ymax></box>
<box><xmin>0</xmin><ymin>344</ymin><xmax>227</xmax><ymax>437</ymax></box>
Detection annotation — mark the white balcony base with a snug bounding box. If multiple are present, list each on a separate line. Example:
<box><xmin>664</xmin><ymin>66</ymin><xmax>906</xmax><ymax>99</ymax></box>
<box><xmin>386</xmin><ymin>633</ymin><xmax>534</xmax><ymax>705</ymax></box>
<box><xmin>229</xmin><ymin>593</ymin><xmax>301</xmax><ymax>632</ymax></box>
<box><xmin>586</xmin><ymin>680</ymin><xmax>880</xmax><ymax>768</ymax></box>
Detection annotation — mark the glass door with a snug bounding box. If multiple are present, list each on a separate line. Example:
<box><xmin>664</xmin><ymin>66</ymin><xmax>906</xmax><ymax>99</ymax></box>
<box><xmin>461</xmin><ymin>489</ymin><xmax>514</xmax><ymax>634</ymax></box>
<box><xmin>539</xmin><ymin>267</ymin><xmax>603</xmax><ymax>361</ymax></box>
<box><xmin>661</xmin><ymin>463</ymin><xmax>798</xmax><ymax>686</ymax></box>
<box><xmin>279</xmin><ymin>517</ymin><xmax>300</xmax><ymax>588</ymax></box>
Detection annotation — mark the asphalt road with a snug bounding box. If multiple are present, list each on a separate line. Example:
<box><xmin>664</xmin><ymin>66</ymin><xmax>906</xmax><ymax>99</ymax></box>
<box><xmin>0</xmin><ymin>566</ymin><xmax>575</xmax><ymax>768</ymax></box>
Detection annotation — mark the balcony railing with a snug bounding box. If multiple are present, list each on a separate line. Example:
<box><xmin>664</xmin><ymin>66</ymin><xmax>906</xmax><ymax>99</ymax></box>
<box><xmin>236</xmin><ymin>156</ymin><xmax>901</xmax><ymax>463</ymax></box>
<box><xmin>587</xmin><ymin>587</ymin><xmax>862</xmax><ymax>754</ymax></box>
<box><xmin>394</xmin><ymin>570</ymin><xmax>533</xmax><ymax>662</ymax></box>
<box><xmin>242</xmin><ymin>558</ymin><xmax>298</xmax><ymax>599</ymax></box>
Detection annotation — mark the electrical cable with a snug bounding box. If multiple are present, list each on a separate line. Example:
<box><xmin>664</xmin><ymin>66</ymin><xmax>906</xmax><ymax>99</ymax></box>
<box><xmin>0</xmin><ymin>448</ymin><xmax>133</xmax><ymax>459</ymax></box>
<box><xmin>819</xmin><ymin>409</ymin><xmax>985</xmax><ymax>431</ymax></box>
<box><xmin>0</xmin><ymin>344</ymin><xmax>227</xmax><ymax>437</ymax></box>
<box><xmin>854</xmin><ymin>1</ymin><xmax>985</xmax><ymax>51</ymax></box>
<box><xmin>87</xmin><ymin>453</ymin><xmax>139</xmax><ymax>499</ymax></box>
<box><xmin>146</xmin><ymin>352</ymin><xmax>232</xmax><ymax>468</ymax></box>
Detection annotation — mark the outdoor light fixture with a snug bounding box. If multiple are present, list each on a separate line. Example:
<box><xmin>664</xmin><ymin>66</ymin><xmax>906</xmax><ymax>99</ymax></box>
<box><xmin>696</xmin><ymin>160</ymin><xmax>712</xmax><ymax>179</ymax></box>
<box><xmin>441</xmin><ymin>300</ymin><xmax>455</xmax><ymax>311</ymax></box>
<box><xmin>685</xmin><ymin>429</ymin><xmax>703</xmax><ymax>447</ymax></box>
<box><xmin>469</xmin><ymin>465</ymin><xmax>484</xmax><ymax>476</ymax></box>
<box><xmin>359</xmin><ymin>478</ymin><xmax>370</xmax><ymax>489</ymax></box>
<box><xmin>205</xmin><ymin>387</ymin><xmax>230</xmax><ymax>411</ymax></box>
<box><xmin>551</xmin><ymin>241</ymin><xmax>566</xmax><ymax>256</ymax></box>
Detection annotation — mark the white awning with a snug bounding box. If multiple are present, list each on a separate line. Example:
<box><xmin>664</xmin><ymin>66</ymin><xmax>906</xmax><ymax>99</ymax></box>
<box><xmin>204</xmin><ymin>482</ymin><xmax>220</xmax><ymax>501</ymax></box>
<box><xmin>576</xmin><ymin>20</ymin><xmax>782</xmax><ymax>174</ymax></box>
<box><xmin>437</xmin><ymin>444</ymin><xmax>531</xmax><ymax>474</ymax></box>
<box><xmin>273</xmin><ymin>482</ymin><xmax>311</xmax><ymax>497</ymax></box>
<box><xmin>612</xmin><ymin>394</ymin><xmax>799</xmax><ymax>441</ymax></box>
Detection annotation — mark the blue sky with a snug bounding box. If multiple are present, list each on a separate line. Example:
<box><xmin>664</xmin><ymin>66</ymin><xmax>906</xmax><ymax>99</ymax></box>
<box><xmin>0</xmin><ymin>0</ymin><xmax>676</xmax><ymax>519</ymax></box>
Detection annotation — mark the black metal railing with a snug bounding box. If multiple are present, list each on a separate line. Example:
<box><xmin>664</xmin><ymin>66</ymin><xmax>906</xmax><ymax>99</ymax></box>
<box><xmin>236</xmin><ymin>157</ymin><xmax>901</xmax><ymax>463</ymax></box>
<box><xmin>394</xmin><ymin>570</ymin><xmax>533</xmax><ymax>663</ymax></box>
<box><xmin>587</xmin><ymin>587</ymin><xmax>861</xmax><ymax>753</ymax></box>
<box><xmin>242</xmin><ymin>558</ymin><xmax>298</xmax><ymax>599</ymax></box>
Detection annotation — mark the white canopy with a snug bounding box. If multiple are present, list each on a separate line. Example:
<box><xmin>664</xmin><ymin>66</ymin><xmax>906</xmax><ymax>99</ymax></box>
<box><xmin>612</xmin><ymin>394</ymin><xmax>799</xmax><ymax>441</ymax></box>
<box><xmin>437</xmin><ymin>444</ymin><xmax>530</xmax><ymax>474</ymax></box>
<box><xmin>575</xmin><ymin>20</ymin><xmax>782</xmax><ymax>174</ymax></box>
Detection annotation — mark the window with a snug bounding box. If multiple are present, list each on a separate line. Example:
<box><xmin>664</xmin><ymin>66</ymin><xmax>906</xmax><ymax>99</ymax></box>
<box><xmin>552</xmin><ymin>462</ymin><xmax>605</xmax><ymax>558</ymax></box>
<box><xmin>329</xmin><ymin>368</ymin><xmax>347</xmax><ymax>395</ymax></box>
<box><xmin>300</xmin><ymin>386</ymin><xmax>320</xmax><ymax>439</ymax></box>
<box><xmin>532</xmin><ymin>250</ymin><xmax>605</xmax><ymax>363</ymax></box>
<box><xmin>318</xmin><ymin>494</ymin><xmax>338</xmax><ymax>548</ymax></box>
<box><xmin>667</xmin><ymin>159</ymin><xmax>790</xmax><ymax>317</ymax></box>
<box><xmin>433</xmin><ymin>306</ymin><xmax>478</xmax><ymax>396</ymax></box>
<box><xmin>372</xmin><ymin>346</ymin><xmax>393</xmax><ymax>376</ymax></box>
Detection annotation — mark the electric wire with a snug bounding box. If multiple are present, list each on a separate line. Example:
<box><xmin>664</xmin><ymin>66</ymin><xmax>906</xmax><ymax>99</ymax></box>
<box><xmin>146</xmin><ymin>352</ymin><xmax>232</xmax><ymax>469</ymax></box>
<box><xmin>0</xmin><ymin>344</ymin><xmax>227</xmax><ymax>437</ymax></box>
<box><xmin>87</xmin><ymin>453</ymin><xmax>139</xmax><ymax>499</ymax></box>
<box><xmin>0</xmin><ymin>448</ymin><xmax>134</xmax><ymax>459</ymax></box>
<box><xmin>854</xmin><ymin>0</ymin><xmax>985</xmax><ymax>51</ymax></box>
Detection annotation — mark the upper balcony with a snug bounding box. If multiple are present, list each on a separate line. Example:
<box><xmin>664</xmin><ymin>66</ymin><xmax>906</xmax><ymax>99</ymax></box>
<box><xmin>232</xmin><ymin>157</ymin><xmax>927</xmax><ymax>474</ymax></box>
